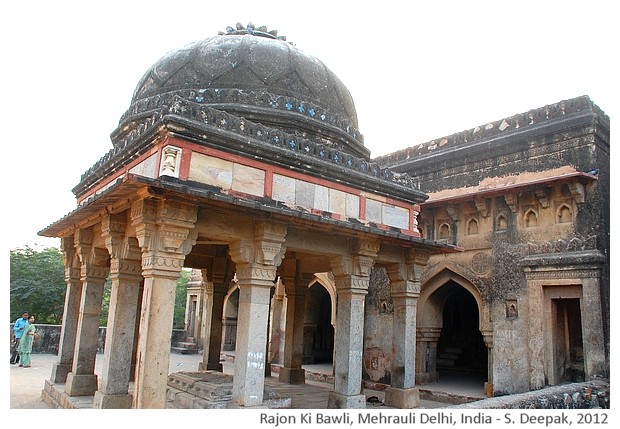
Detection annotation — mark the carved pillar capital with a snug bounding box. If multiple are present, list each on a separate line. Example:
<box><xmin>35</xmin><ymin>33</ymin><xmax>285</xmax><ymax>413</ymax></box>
<box><xmin>130</xmin><ymin>198</ymin><xmax>198</xmax><ymax>276</ymax></box>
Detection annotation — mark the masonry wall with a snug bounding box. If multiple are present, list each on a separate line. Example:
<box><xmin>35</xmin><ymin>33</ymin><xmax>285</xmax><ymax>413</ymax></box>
<box><xmin>9</xmin><ymin>325</ymin><xmax>186</xmax><ymax>354</ymax></box>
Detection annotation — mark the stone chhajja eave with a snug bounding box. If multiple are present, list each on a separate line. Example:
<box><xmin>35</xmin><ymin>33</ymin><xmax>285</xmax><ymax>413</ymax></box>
<box><xmin>40</xmin><ymin>173</ymin><xmax>459</xmax><ymax>256</ymax></box>
<box><xmin>38</xmin><ymin>177</ymin><xmax>147</xmax><ymax>238</ymax></box>
<box><xmin>75</xmin><ymin>99</ymin><xmax>427</xmax><ymax>204</ymax></box>
<box><xmin>421</xmin><ymin>170</ymin><xmax>598</xmax><ymax>208</ymax></box>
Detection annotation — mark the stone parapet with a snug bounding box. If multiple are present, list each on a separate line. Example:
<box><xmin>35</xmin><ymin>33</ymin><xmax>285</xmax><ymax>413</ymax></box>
<box><xmin>451</xmin><ymin>380</ymin><xmax>609</xmax><ymax>409</ymax></box>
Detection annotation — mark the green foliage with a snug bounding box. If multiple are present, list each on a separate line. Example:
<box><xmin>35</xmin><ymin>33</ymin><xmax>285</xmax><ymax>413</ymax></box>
<box><xmin>10</xmin><ymin>246</ymin><xmax>190</xmax><ymax>330</ymax></box>
<box><xmin>10</xmin><ymin>246</ymin><xmax>66</xmax><ymax>324</ymax></box>
<box><xmin>173</xmin><ymin>269</ymin><xmax>190</xmax><ymax>329</ymax></box>
<box><xmin>100</xmin><ymin>277</ymin><xmax>112</xmax><ymax>326</ymax></box>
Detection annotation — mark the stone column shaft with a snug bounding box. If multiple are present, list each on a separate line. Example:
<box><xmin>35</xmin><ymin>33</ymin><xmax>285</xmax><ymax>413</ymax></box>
<box><xmin>331</xmin><ymin>285</ymin><xmax>366</xmax><ymax>401</ymax></box>
<box><xmin>50</xmin><ymin>260</ymin><xmax>81</xmax><ymax>383</ymax></box>
<box><xmin>279</xmin><ymin>260</ymin><xmax>308</xmax><ymax>384</ymax></box>
<box><xmin>65</xmin><ymin>265</ymin><xmax>108</xmax><ymax>396</ymax></box>
<box><xmin>94</xmin><ymin>262</ymin><xmax>142</xmax><ymax>408</ymax></box>
<box><xmin>384</xmin><ymin>254</ymin><xmax>426</xmax><ymax>408</ymax></box>
<box><xmin>232</xmin><ymin>269</ymin><xmax>274</xmax><ymax>406</ymax></box>
<box><xmin>581</xmin><ymin>278</ymin><xmax>607</xmax><ymax>379</ymax></box>
<box><xmin>200</xmin><ymin>283</ymin><xmax>227</xmax><ymax>371</ymax></box>
<box><xmin>133</xmin><ymin>266</ymin><xmax>182</xmax><ymax>408</ymax></box>
<box><xmin>391</xmin><ymin>292</ymin><xmax>418</xmax><ymax>388</ymax></box>
<box><xmin>130</xmin><ymin>198</ymin><xmax>198</xmax><ymax>409</ymax></box>
<box><xmin>229</xmin><ymin>223</ymin><xmax>287</xmax><ymax>407</ymax></box>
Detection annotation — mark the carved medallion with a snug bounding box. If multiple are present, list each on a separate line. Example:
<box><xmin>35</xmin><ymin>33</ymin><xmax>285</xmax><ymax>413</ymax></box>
<box><xmin>471</xmin><ymin>252</ymin><xmax>492</xmax><ymax>275</ymax></box>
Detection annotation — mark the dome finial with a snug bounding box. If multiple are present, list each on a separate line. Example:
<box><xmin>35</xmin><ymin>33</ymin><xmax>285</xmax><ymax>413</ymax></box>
<box><xmin>218</xmin><ymin>23</ymin><xmax>287</xmax><ymax>41</ymax></box>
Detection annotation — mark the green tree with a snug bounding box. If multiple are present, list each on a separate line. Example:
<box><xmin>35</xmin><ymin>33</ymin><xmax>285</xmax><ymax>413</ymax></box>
<box><xmin>10</xmin><ymin>246</ymin><xmax>66</xmax><ymax>324</ymax></box>
<box><xmin>173</xmin><ymin>269</ymin><xmax>190</xmax><ymax>329</ymax></box>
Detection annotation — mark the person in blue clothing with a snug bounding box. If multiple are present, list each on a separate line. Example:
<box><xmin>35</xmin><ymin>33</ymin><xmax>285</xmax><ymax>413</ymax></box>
<box><xmin>10</xmin><ymin>311</ymin><xmax>29</xmax><ymax>364</ymax></box>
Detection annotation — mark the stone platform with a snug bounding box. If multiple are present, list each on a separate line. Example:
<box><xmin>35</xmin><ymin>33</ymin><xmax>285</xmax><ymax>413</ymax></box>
<box><xmin>167</xmin><ymin>371</ymin><xmax>291</xmax><ymax>409</ymax></box>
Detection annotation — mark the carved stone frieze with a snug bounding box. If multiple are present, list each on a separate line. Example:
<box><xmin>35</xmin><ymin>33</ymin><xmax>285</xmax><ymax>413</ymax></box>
<box><xmin>523</xmin><ymin>269</ymin><xmax>601</xmax><ymax>280</ymax></box>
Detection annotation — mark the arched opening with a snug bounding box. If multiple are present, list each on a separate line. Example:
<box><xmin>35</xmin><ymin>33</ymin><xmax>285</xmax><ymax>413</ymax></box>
<box><xmin>436</xmin><ymin>283</ymin><xmax>487</xmax><ymax>379</ymax></box>
<box><xmin>496</xmin><ymin>214</ymin><xmax>508</xmax><ymax>231</ymax></box>
<box><xmin>525</xmin><ymin>209</ymin><xmax>538</xmax><ymax>227</ymax></box>
<box><xmin>466</xmin><ymin>218</ymin><xmax>479</xmax><ymax>235</ymax></box>
<box><xmin>558</xmin><ymin>204</ymin><xmax>572</xmax><ymax>223</ymax></box>
<box><xmin>438</xmin><ymin>223</ymin><xmax>451</xmax><ymax>239</ymax></box>
<box><xmin>303</xmin><ymin>282</ymin><xmax>334</xmax><ymax>364</ymax></box>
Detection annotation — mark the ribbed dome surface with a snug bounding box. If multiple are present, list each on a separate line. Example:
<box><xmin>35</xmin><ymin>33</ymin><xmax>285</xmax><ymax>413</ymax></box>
<box><xmin>122</xmin><ymin>27</ymin><xmax>361</xmax><ymax>145</ymax></box>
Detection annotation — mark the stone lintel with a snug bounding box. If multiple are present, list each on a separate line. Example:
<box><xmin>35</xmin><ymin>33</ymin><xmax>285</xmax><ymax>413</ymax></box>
<box><xmin>278</xmin><ymin>367</ymin><xmax>306</xmax><ymax>385</ymax></box>
<box><xmin>93</xmin><ymin>391</ymin><xmax>133</xmax><ymax>409</ymax></box>
<box><xmin>327</xmin><ymin>392</ymin><xmax>366</xmax><ymax>409</ymax></box>
<box><xmin>65</xmin><ymin>372</ymin><xmax>98</xmax><ymax>396</ymax></box>
<box><xmin>520</xmin><ymin>250</ymin><xmax>605</xmax><ymax>269</ymax></box>
<box><xmin>384</xmin><ymin>386</ymin><xmax>420</xmax><ymax>409</ymax></box>
<box><xmin>50</xmin><ymin>363</ymin><xmax>72</xmax><ymax>384</ymax></box>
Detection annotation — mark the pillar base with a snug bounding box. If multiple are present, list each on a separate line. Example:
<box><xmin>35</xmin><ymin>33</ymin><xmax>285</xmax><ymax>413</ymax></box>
<box><xmin>484</xmin><ymin>382</ymin><xmax>494</xmax><ymax>397</ymax></box>
<box><xmin>65</xmin><ymin>372</ymin><xmax>98</xmax><ymax>396</ymax></box>
<box><xmin>198</xmin><ymin>362</ymin><xmax>223</xmax><ymax>372</ymax></box>
<box><xmin>384</xmin><ymin>386</ymin><xmax>420</xmax><ymax>408</ymax></box>
<box><xmin>327</xmin><ymin>392</ymin><xmax>366</xmax><ymax>409</ymax></box>
<box><xmin>278</xmin><ymin>367</ymin><xmax>306</xmax><ymax>384</ymax></box>
<box><xmin>93</xmin><ymin>391</ymin><xmax>133</xmax><ymax>409</ymax></box>
<box><xmin>50</xmin><ymin>363</ymin><xmax>72</xmax><ymax>384</ymax></box>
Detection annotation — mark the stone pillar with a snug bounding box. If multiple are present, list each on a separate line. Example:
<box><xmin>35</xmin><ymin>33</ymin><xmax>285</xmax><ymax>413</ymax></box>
<box><xmin>416</xmin><ymin>328</ymin><xmax>440</xmax><ymax>384</ymax></box>
<box><xmin>130</xmin><ymin>198</ymin><xmax>197</xmax><ymax>409</ymax></box>
<box><xmin>94</xmin><ymin>214</ymin><xmax>142</xmax><ymax>409</ymax></box>
<box><xmin>328</xmin><ymin>239</ymin><xmax>378</xmax><ymax>409</ymax></box>
<box><xmin>50</xmin><ymin>236</ymin><xmax>82</xmax><ymax>384</ymax></box>
<box><xmin>65</xmin><ymin>229</ymin><xmax>109</xmax><ymax>397</ymax></box>
<box><xmin>581</xmin><ymin>277</ymin><xmax>607</xmax><ymax>379</ymax></box>
<box><xmin>278</xmin><ymin>258</ymin><xmax>309</xmax><ymax>384</ymax></box>
<box><xmin>265</xmin><ymin>286</ymin><xmax>276</xmax><ymax>376</ymax></box>
<box><xmin>482</xmin><ymin>330</ymin><xmax>494</xmax><ymax>397</ymax></box>
<box><xmin>199</xmin><ymin>256</ymin><xmax>233</xmax><ymax>372</ymax></box>
<box><xmin>268</xmin><ymin>281</ymin><xmax>286</xmax><ymax>366</ymax></box>
<box><xmin>229</xmin><ymin>222</ymin><xmax>287</xmax><ymax>407</ymax></box>
<box><xmin>384</xmin><ymin>250</ymin><xmax>427</xmax><ymax>409</ymax></box>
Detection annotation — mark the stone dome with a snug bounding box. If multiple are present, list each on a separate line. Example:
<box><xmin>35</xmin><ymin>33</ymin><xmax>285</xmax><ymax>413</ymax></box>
<box><xmin>118</xmin><ymin>24</ymin><xmax>367</xmax><ymax>157</ymax></box>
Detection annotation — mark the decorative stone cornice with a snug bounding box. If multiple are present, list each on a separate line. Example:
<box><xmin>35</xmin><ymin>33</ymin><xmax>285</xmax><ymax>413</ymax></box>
<box><xmin>374</xmin><ymin>96</ymin><xmax>609</xmax><ymax>167</ymax></box>
<box><xmin>77</xmin><ymin>100</ymin><xmax>426</xmax><ymax>203</ymax></box>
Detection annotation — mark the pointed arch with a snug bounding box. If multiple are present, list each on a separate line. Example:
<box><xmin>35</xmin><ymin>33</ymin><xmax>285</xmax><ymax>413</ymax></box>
<box><xmin>418</xmin><ymin>260</ymin><xmax>491</xmax><ymax>335</ymax></box>
<box><xmin>309</xmin><ymin>272</ymin><xmax>336</xmax><ymax>326</ymax></box>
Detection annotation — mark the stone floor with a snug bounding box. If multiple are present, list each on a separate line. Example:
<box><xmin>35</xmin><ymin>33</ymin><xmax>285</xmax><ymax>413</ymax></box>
<box><xmin>9</xmin><ymin>353</ymin><xmax>486</xmax><ymax>409</ymax></box>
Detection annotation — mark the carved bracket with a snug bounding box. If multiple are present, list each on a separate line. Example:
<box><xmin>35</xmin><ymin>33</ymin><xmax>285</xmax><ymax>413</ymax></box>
<box><xmin>534</xmin><ymin>188</ymin><xmax>550</xmax><ymax>208</ymax></box>
<box><xmin>474</xmin><ymin>197</ymin><xmax>490</xmax><ymax>217</ymax></box>
<box><xmin>504</xmin><ymin>193</ymin><xmax>518</xmax><ymax>213</ymax></box>
<box><xmin>568</xmin><ymin>182</ymin><xmax>585</xmax><ymax>204</ymax></box>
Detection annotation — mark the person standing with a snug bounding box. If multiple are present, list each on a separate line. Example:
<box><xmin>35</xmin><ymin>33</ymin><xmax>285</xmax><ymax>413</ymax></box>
<box><xmin>17</xmin><ymin>315</ymin><xmax>36</xmax><ymax>368</ymax></box>
<box><xmin>10</xmin><ymin>312</ymin><xmax>29</xmax><ymax>364</ymax></box>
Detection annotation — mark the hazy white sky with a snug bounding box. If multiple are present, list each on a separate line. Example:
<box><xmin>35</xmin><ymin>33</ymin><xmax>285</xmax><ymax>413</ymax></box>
<box><xmin>2</xmin><ymin>0</ymin><xmax>616</xmax><ymax>251</ymax></box>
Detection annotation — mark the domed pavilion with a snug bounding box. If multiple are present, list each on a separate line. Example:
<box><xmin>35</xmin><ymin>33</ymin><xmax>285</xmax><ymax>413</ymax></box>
<box><xmin>39</xmin><ymin>24</ymin><xmax>455</xmax><ymax>409</ymax></box>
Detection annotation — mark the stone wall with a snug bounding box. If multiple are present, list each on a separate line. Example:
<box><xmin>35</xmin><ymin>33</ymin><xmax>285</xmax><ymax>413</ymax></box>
<box><xmin>10</xmin><ymin>324</ymin><xmax>187</xmax><ymax>354</ymax></box>
<box><xmin>451</xmin><ymin>379</ymin><xmax>609</xmax><ymax>409</ymax></box>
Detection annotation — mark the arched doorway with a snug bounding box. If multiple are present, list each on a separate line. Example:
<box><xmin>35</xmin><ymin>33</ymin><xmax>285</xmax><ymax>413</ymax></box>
<box><xmin>436</xmin><ymin>282</ymin><xmax>487</xmax><ymax>379</ymax></box>
<box><xmin>417</xmin><ymin>268</ymin><xmax>490</xmax><ymax>392</ymax></box>
<box><xmin>303</xmin><ymin>282</ymin><xmax>334</xmax><ymax>364</ymax></box>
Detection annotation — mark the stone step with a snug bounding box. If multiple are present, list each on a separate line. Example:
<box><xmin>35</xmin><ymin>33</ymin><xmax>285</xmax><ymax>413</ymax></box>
<box><xmin>439</xmin><ymin>352</ymin><xmax>459</xmax><ymax>360</ymax></box>
<box><xmin>176</xmin><ymin>342</ymin><xmax>199</xmax><ymax>349</ymax></box>
<box><xmin>442</xmin><ymin>346</ymin><xmax>463</xmax><ymax>354</ymax></box>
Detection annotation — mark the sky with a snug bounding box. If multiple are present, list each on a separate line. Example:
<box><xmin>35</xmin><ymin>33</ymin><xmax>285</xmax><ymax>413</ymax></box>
<box><xmin>1</xmin><ymin>0</ymin><xmax>616</xmax><ymax>252</ymax></box>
